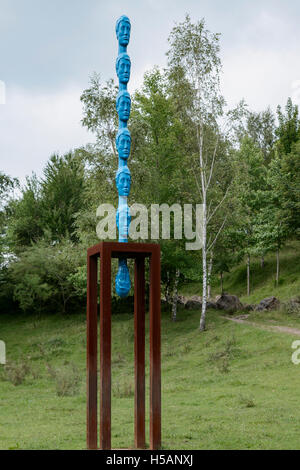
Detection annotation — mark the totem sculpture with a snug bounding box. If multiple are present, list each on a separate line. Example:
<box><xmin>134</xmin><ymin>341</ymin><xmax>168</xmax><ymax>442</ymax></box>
<box><xmin>86</xmin><ymin>15</ymin><xmax>161</xmax><ymax>451</ymax></box>
<box><xmin>115</xmin><ymin>15</ymin><xmax>132</xmax><ymax>298</ymax></box>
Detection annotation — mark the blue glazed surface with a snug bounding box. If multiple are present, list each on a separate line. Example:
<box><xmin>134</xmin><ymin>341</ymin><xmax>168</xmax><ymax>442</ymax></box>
<box><xmin>115</xmin><ymin>15</ymin><xmax>131</xmax><ymax>50</ymax></box>
<box><xmin>116</xmin><ymin>166</ymin><xmax>131</xmax><ymax>196</ymax></box>
<box><xmin>116</xmin><ymin>90</ymin><xmax>131</xmax><ymax>125</ymax></box>
<box><xmin>115</xmin><ymin>258</ymin><xmax>131</xmax><ymax>297</ymax></box>
<box><xmin>116</xmin><ymin>202</ymin><xmax>131</xmax><ymax>242</ymax></box>
<box><xmin>116</xmin><ymin>128</ymin><xmax>131</xmax><ymax>161</ymax></box>
<box><xmin>116</xmin><ymin>53</ymin><xmax>131</xmax><ymax>86</ymax></box>
<box><xmin>115</xmin><ymin>15</ymin><xmax>132</xmax><ymax>297</ymax></box>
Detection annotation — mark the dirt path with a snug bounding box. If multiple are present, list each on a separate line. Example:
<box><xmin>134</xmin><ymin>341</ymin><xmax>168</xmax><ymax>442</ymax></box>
<box><xmin>223</xmin><ymin>315</ymin><xmax>300</xmax><ymax>337</ymax></box>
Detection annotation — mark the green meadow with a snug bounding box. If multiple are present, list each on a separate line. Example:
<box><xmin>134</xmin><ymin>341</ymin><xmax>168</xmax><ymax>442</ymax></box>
<box><xmin>1</xmin><ymin>304</ymin><xmax>300</xmax><ymax>450</ymax></box>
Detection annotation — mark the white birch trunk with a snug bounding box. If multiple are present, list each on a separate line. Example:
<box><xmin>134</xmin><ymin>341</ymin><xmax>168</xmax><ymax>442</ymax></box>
<box><xmin>247</xmin><ymin>254</ymin><xmax>250</xmax><ymax>297</ymax></box>
<box><xmin>200</xmin><ymin>200</ymin><xmax>207</xmax><ymax>331</ymax></box>
<box><xmin>165</xmin><ymin>271</ymin><xmax>171</xmax><ymax>304</ymax></box>
<box><xmin>172</xmin><ymin>269</ymin><xmax>180</xmax><ymax>322</ymax></box>
<box><xmin>276</xmin><ymin>247</ymin><xmax>280</xmax><ymax>287</ymax></box>
<box><xmin>207</xmin><ymin>253</ymin><xmax>213</xmax><ymax>300</ymax></box>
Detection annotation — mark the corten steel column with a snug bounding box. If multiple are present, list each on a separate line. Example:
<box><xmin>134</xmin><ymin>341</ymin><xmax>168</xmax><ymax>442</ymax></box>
<box><xmin>149</xmin><ymin>245</ymin><xmax>161</xmax><ymax>450</ymax></box>
<box><xmin>86</xmin><ymin>242</ymin><xmax>161</xmax><ymax>450</ymax></box>
<box><xmin>134</xmin><ymin>257</ymin><xmax>146</xmax><ymax>449</ymax></box>
<box><xmin>100</xmin><ymin>244</ymin><xmax>112</xmax><ymax>450</ymax></box>
<box><xmin>86</xmin><ymin>254</ymin><xmax>98</xmax><ymax>450</ymax></box>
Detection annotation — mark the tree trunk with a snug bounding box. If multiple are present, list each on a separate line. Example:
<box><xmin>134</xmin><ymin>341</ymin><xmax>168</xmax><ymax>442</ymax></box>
<box><xmin>220</xmin><ymin>272</ymin><xmax>223</xmax><ymax>294</ymax></box>
<box><xmin>171</xmin><ymin>269</ymin><xmax>180</xmax><ymax>322</ymax></box>
<box><xmin>207</xmin><ymin>253</ymin><xmax>213</xmax><ymax>300</ymax></box>
<box><xmin>261</xmin><ymin>256</ymin><xmax>265</xmax><ymax>268</ymax></box>
<box><xmin>200</xmin><ymin>202</ymin><xmax>207</xmax><ymax>331</ymax></box>
<box><xmin>276</xmin><ymin>247</ymin><xmax>280</xmax><ymax>287</ymax></box>
<box><xmin>165</xmin><ymin>271</ymin><xmax>171</xmax><ymax>304</ymax></box>
<box><xmin>247</xmin><ymin>254</ymin><xmax>250</xmax><ymax>296</ymax></box>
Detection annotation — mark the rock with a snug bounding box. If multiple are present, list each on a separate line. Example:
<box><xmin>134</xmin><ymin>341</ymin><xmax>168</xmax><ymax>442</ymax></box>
<box><xmin>215</xmin><ymin>293</ymin><xmax>243</xmax><ymax>313</ymax></box>
<box><xmin>184</xmin><ymin>296</ymin><xmax>202</xmax><ymax>310</ymax></box>
<box><xmin>190</xmin><ymin>295</ymin><xmax>202</xmax><ymax>302</ymax></box>
<box><xmin>243</xmin><ymin>304</ymin><xmax>256</xmax><ymax>312</ymax></box>
<box><xmin>177</xmin><ymin>295</ymin><xmax>187</xmax><ymax>306</ymax></box>
<box><xmin>255</xmin><ymin>296</ymin><xmax>280</xmax><ymax>311</ymax></box>
<box><xmin>206</xmin><ymin>301</ymin><xmax>218</xmax><ymax>310</ymax></box>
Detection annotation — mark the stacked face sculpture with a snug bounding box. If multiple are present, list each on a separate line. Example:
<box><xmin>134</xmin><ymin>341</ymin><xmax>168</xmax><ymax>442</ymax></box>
<box><xmin>115</xmin><ymin>15</ymin><xmax>132</xmax><ymax>298</ymax></box>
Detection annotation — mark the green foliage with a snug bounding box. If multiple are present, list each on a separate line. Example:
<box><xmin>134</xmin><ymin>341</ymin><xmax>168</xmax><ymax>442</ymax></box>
<box><xmin>276</xmin><ymin>97</ymin><xmax>300</xmax><ymax>155</ymax></box>
<box><xmin>246</xmin><ymin>107</ymin><xmax>276</xmax><ymax>162</ymax></box>
<box><xmin>2</xmin><ymin>360</ymin><xmax>32</xmax><ymax>386</ymax></box>
<box><xmin>232</xmin><ymin>137</ymin><xmax>267</xmax><ymax>259</ymax></box>
<box><xmin>81</xmin><ymin>74</ymin><xmax>118</xmax><ymax>154</ymax></box>
<box><xmin>41</xmin><ymin>153</ymin><xmax>86</xmax><ymax>242</ymax></box>
<box><xmin>9</xmin><ymin>239</ymin><xmax>86</xmax><ymax>314</ymax></box>
<box><xmin>1</xmin><ymin>18</ymin><xmax>300</xmax><ymax>318</ymax></box>
<box><xmin>6</xmin><ymin>175</ymin><xmax>44</xmax><ymax>249</ymax></box>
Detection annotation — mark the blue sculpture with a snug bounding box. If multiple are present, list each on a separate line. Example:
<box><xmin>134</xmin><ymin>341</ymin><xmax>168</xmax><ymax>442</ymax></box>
<box><xmin>116</xmin><ymin>53</ymin><xmax>131</xmax><ymax>89</ymax></box>
<box><xmin>116</xmin><ymin>90</ymin><xmax>131</xmax><ymax>126</ymax></box>
<box><xmin>116</xmin><ymin>166</ymin><xmax>131</xmax><ymax>196</ymax></box>
<box><xmin>115</xmin><ymin>258</ymin><xmax>131</xmax><ymax>297</ymax></box>
<box><xmin>115</xmin><ymin>15</ymin><xmax>131</xmax><ymax>50</ymax></box>
<box><xmin>116</xmin><ymin>128</ymin><xmax>131</xmax><ymax>162</ymax></box>
<box><xmin>115</xmin><ymin>15</ymin><xmax>132</xmax><ymax>297</ymax></box>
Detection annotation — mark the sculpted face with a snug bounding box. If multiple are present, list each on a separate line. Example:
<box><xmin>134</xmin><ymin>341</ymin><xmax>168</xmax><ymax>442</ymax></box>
<box><xmin>116</xmin><ymin>17</ymin><xmax>131</xmax><ymax>47</ymax></box>
<box><xmin>116</xmin><ymin>54</ymin><xmax>131</xmax><ymax>84</ymax></box>
<box><xmin>116</xmin><ymin>205</ymin><xmax>131</xmax><ymax>238</ymax></box>
<box><xmin>116</xmin><ymin>130</ymin><xmax>131</xmax><ymax>160</ymax></box>
<box><xmin>117</xmin><ymin>94</ymin><xmax>131</xmax><ymax>121</ymax></box>
<box><xmin>116</xmin><ymin>168</ymin><xmax>131</xmax><ymax>196</ymax></box>
<box><xmin>115</xmin><ymin>259</ymin><xmax>131</xmax><ymax>297</ymax></box>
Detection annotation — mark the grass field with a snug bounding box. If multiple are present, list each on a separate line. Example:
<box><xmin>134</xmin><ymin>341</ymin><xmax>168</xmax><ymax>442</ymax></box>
<box><xmin>1</xmin><ymin>304</ymin><xmax>300</xmax><ymax>450</ymax></box>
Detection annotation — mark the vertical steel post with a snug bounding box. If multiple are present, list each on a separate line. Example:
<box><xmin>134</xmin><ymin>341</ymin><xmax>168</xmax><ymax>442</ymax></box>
<box><xmin>134</xmin><ymin>256</ymin><xmax>146</xmax><ymax>449</ymax></box>
<box><xmin>149</xmin><ymin>246</ymin><xmax>161</xmax><ymax>450</ymax></box>
<box><xmin>100</xmin><ymin>245</ymin><xmax>112</xmax><ymax>450</ymax></box>
<box><xmin>87</xmin><ymin>254</ymin><xmax>98</xmax><ymax>449</ymax></box>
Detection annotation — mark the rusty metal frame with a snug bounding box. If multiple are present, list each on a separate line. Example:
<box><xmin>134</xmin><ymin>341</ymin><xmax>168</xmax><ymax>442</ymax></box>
<box><xmin>86</xmin><ymin>241</ymin><xmax>161</xmax><ymax>450</ymax></box>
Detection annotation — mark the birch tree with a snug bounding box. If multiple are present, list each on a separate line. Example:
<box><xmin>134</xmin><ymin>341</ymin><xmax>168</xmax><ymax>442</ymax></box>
<box><xmin>167</xmin><ymin>15</ymin><xmax>238</xmax><ymax>330</ymax></box>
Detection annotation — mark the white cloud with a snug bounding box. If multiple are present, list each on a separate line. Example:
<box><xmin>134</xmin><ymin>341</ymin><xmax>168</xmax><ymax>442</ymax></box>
<box><xmin>0</xmin><ymin>85</ymin><xmax>94</xmax><ymax>182</ymax></box>
<box><xmin>221</xmin><ymin>45</ymin><xmax>300</xmax><ymax>112</ymax></box>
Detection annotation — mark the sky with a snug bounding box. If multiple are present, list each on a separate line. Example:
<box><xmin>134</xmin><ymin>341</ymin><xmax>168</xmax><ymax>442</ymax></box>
<box><xmin>1</xmin><ymin>0</ymin><xmax>300</xmax><ymax>184</ymax></box>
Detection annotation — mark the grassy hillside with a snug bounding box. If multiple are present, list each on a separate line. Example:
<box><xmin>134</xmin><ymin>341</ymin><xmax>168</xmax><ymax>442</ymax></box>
<box><xmin>1</xmin><ymin>306</ymin><xmax>300</xmax><ymax>449</ymax></box>
<box><xmin>180</xmin><ymin>241</ymin><xmax>300</xmax><ymax>304</ymax></box>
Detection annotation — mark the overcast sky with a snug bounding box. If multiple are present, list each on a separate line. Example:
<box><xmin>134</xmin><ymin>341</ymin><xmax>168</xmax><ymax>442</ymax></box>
<box><xmin>1</xmin><ymin>0</ymin><xmax>300</xmax><ymax>183</ymax></box>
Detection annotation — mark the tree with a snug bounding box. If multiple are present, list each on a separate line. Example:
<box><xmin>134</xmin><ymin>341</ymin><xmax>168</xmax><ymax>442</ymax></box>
<box><xmin>6</xmin><ymin>174</ymin><xmax>43</xmax><ymax>251</ymax></box>
<box><xmin>246</xmin><ymin>107</ymin><xmax>276</xmax><ymax>163</ymax></box>
<box><xmin>41</xmin><ymin>152</ymin><xmax>86</xmax><ymax>242</ymax></box>
<box><xmin>166</xmin><ymin>15</ymin><xmax>243</xmax><ymax>330</ymax></box>
<box><xmin>276</xmin><ymin>97</ymin><xmax>300</xmax><ymax>155</ymax></box>
<box><xmin>81</xmin><ymin>74</ymin><xmax>119</xmax><ymax>160</ymax></box>
<box><xmin>0</xmin><ymin>172</ymin><xmax>18</xmax><ymax>262</ymax></box>
<box><xmin>233</xmin><ymin>137</ymin><xmax>267</xmax><ymax>296</ymax></box>
<box><xmin>9</xmin><ymin>239</ymin><xmax>86</xmax><ymax>314</ymax></box>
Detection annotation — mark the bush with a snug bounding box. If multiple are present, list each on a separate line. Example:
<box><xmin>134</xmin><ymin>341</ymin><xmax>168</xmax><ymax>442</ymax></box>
<box><xmin>9</xmin><ymin>239</ymin><xmax>86</xmax><ymax>314</ymax></box>
<box><xmin>46</xmin><ymin>361</ymin><xmax>82</xmax><ymax>397</ymax></box>
<box><xmin>2</xmin><ymin>360</ymin><xmax>31</xmax><ymax>386</ymax></box>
